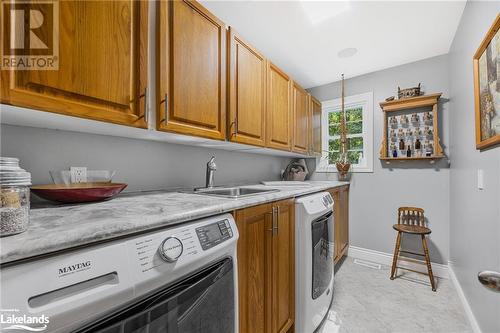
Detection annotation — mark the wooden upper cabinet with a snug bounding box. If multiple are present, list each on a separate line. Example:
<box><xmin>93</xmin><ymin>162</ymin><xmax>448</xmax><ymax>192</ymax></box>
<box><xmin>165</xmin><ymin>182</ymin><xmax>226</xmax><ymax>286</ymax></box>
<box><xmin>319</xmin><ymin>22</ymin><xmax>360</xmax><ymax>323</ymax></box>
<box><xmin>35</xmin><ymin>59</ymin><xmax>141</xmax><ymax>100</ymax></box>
<box><xmin>0</xmin><ymin>1</ymin><xmax>148</xmax><ymax>128</ymax></box>
<box><xmin>266</xmin><ymin>63</ymin><xmax>291</xmax><ymax>151</ymax></box>
<box><xmin>228</xmin><ymin>28</ymin><xmax>267</xmax><ymax>146</ymax></box>
<box><xmin>291</xmin><ymin>82</ymin><xmax>309</xmax><ymax>154</ymax></box>
<box><xmin>310</xmin><ymin>96</ymin><xmax>322</xmax><ymax>156</ymax></box>
<box><xmin>157</xmin><ymin>0</ymin><xmax>226</xmax><ymax>140</ymax></box>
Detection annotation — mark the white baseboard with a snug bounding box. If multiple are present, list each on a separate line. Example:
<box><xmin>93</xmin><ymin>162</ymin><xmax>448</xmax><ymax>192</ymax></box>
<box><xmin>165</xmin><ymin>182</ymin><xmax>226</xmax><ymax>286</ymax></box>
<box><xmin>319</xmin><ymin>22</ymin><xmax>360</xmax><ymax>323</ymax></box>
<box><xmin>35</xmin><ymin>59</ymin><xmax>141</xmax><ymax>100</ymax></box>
<box><xmin>348</xmin><ymin>245</ymin><xmax>449</xmax><ymax>279</ymax></box>
<box><xmin>448</xmin><ymin>263</ymin><xmax>481</xmax><ymax>333</ymax></box>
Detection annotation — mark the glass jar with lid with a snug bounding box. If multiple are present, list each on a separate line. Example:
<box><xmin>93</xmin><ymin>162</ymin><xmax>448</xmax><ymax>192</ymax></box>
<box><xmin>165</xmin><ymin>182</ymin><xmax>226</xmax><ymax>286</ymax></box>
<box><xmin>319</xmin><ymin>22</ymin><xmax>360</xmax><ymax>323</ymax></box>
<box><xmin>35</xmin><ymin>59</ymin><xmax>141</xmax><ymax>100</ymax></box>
<box><xmin>0</xmin><ymin>157</ymin><xmax>31</xmax><ymax>236</ymax></box>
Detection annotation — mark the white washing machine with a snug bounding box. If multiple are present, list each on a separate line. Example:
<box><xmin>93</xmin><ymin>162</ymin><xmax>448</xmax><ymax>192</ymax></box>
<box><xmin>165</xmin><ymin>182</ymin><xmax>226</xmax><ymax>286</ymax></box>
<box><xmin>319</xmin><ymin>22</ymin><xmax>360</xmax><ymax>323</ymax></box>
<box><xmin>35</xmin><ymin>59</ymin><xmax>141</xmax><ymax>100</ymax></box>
<box><xmin>295</xmin><ymin>192</ymin><xmax>334</xmax><ymax>333</ymax></box>
<box><xmin>0</xmin><ymin>213</ymin><xmax>238</xmax><ymax>333</ymax></box>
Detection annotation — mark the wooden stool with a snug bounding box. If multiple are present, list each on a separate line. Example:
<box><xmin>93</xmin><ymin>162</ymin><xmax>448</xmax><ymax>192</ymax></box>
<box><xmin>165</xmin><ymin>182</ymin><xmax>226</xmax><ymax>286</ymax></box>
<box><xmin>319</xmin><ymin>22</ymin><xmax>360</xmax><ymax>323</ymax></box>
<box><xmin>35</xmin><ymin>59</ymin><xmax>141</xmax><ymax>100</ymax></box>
<box><xmin>390</xmin><ymin>207</ymin><xmax>436</xmax><ymax>291</ymax></box>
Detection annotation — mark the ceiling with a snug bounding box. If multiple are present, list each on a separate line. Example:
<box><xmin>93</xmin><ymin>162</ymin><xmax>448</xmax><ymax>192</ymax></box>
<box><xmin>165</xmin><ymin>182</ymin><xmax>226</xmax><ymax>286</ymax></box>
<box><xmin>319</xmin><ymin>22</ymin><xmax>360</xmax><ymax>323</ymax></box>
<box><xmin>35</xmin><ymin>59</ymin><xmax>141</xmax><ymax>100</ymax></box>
<box><xmin>200</xmin><ymin>0</ymin><xmax>466</xmax><ymax>89</ymax></box>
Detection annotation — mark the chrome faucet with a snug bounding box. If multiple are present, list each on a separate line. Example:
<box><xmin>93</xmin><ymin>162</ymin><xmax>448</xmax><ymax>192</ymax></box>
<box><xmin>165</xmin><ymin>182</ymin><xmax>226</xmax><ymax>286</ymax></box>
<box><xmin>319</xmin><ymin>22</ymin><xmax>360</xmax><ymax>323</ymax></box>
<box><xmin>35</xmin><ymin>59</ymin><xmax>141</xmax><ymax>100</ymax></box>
<box><xmin>205</xmin><ymin>156</ymin><xmax>217</xmax><ymax>188</ymax></box>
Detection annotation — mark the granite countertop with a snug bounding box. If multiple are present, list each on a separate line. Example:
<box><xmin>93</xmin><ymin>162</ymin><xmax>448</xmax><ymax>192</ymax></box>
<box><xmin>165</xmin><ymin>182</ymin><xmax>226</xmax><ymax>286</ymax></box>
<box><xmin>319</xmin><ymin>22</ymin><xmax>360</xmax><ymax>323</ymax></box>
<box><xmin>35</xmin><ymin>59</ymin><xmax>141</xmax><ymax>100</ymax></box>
<box><xmin>0</xmin><ymin>181</ymin><xmax>348</xmax><ymax>265</ymax></box>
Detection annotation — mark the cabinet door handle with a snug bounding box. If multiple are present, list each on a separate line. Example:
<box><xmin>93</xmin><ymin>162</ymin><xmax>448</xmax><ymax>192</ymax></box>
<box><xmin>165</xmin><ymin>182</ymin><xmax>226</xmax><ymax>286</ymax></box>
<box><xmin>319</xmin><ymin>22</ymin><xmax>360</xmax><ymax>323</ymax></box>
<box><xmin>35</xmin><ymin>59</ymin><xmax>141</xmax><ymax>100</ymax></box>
<box><xmin>478</xmin><ymin>271</ymin><xmax>500</xmax><ymax>292</ymax></box>
<box><xmin>267</xmin><ymin>208</ymin><xmax>275</xmax><ymax>233</ymax></box>
<box><xmin>274</xmin><ymin>206</ymin><xmax>279</xmax><ymax>235</ymax></box>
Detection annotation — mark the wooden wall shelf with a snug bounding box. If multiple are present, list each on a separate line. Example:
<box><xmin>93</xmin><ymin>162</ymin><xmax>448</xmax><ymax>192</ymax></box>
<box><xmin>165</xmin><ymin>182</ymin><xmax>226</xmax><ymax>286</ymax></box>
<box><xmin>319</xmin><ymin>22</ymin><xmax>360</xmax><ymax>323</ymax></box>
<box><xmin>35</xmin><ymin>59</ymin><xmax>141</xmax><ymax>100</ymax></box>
<box><xmin>379</xmin><ymin>93</ymin><xmax>445</xmax><ymax>161</ymax></box>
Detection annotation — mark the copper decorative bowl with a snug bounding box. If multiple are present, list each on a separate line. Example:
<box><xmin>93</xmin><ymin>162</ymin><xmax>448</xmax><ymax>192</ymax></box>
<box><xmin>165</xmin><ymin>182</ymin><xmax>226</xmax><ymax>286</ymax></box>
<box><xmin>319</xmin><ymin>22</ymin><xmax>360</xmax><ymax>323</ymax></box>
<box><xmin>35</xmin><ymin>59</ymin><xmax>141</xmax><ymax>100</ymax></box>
<box><xmin>31</xmin><ymin>182</ymin><xmax>127</xmax><ymax>203</ymax></box>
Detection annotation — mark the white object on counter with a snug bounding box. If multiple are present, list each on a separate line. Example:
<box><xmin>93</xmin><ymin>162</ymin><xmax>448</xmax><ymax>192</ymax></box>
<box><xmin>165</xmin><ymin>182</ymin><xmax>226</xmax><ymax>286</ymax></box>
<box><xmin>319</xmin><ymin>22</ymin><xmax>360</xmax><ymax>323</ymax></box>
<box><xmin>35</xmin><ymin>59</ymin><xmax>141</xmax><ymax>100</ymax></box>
<box><xmin>261</xmin><ymin>181</ymin><xmax>312</xmax><ymax>187</ymax></box>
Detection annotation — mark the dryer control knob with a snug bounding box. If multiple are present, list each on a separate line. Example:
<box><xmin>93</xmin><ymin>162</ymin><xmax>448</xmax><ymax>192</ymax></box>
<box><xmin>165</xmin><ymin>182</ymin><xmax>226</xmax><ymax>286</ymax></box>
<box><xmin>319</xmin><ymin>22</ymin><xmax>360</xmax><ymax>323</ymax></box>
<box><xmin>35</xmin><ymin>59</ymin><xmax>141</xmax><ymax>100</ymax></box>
<box><xmin>158</xmin><ymin>237</ymin><xmax>183</xmax><ymax>262</ymax></box>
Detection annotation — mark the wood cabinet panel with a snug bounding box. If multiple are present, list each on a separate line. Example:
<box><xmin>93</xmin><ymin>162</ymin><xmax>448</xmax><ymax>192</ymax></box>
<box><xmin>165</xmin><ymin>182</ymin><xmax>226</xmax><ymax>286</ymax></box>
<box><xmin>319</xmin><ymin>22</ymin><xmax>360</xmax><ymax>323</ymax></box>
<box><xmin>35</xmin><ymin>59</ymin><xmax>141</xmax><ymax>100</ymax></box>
<box><xmin>266</xmin><ymin>63</ymin><xmax>291</xmax><ymax>151</ymax></box>
<box><xmin>235</xmin><ymin>203</ymin><xmax>272</xmax><ymax>333</ymax></box>
<box><xmin>235</xmin><ymin>199</ymin><xmax>295</xmax><ymax>333</ymax></box>
<box><xmin>272</xmin><ymin>199</ymin><xmax>295</xmax><ymax>333</ymax></box>
<box><xmin>157</xmin><ymin>0</ymin><xmax>226</xmax><ymax>140</ymax></box>
<box><xmin>228</xmin><ymin>28</ymin><xmax>267</xmax><ymax>146</ymax></box>
<box><xmin>329</xmin><ymin>185</ymin><xmax>350</xmax><ymax>264</ymax></box>
<box><xmin>292</xmin><ymin>82</ymin><xmax>309</xmax><ymax>154</ymax></box>
<box><xmin>1</xmin><ymin>0</ymin><xmax>148</xmax><ymax>128</ymax></box>
<box><xmin>310</xmin><ymin>96</ymin><xmax>322</xmax><ymax>156</ymax></box>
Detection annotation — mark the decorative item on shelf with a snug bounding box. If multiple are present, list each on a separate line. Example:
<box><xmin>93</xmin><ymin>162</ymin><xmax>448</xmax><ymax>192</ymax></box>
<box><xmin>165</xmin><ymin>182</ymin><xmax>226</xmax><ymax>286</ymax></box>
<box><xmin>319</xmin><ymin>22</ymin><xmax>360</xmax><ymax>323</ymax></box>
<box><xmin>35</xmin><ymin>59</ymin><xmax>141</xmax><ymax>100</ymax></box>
<box><xmin>398</xmin><ymin>83</ymin><xmax>421</xmax><ymax>99</ymax></box>
<box><xmin>385</xmin><ymin>96</ymin><xmax>395</xmax><ymax>102</ymax></box>
<box><xmin>398</xmin><ymin>139</ymin><xmax>405</xmax><ymax>151</ymax></box>
<box><xmin>335</xmin><ymin>74</ymin><xmax>351</xmax><ymax>181</ymax></box>
<box><xmin>424</xmin><ymin>126</ymin><xmax>433</xmax><ymax>138</ymax></box>
<box><xmin>473</xmin><ymin>14</ymin><xmax>500</xmax><ymax>150</ymax></box>
<box><xmin>411</xmin><ymin>113</ymin><xmax>420</xmax><ymax>124</ymax></box>
<box><xmin>423</xmin><ymin>111</ymin><xmax>433</xmax><ymax>124</ymax></box>
<box><xmin>389</xmin><ymin>116</ymin><xmax>398</xmax><ymax>127</ymax></box>
<box><xmin>390</xmin><ymin>128</ymin><xmax>396</xmax><ymax>136</ymax></box>
<box><xmin>390</xmin><ymin>143</ymin><xmax>398</xmax><ymax>157</ymax></box>
<box><xmin>415</xmin><ymin>138</ymin><xmax>422</xmax><ymax>150</ymax></box>
<box><xmin>400</xmin><ymin>115</ymin><xmax>409</xmax><ymax>127</ymax></box>
<box><xmin>425</xmin><ymin>141</ymin><xmax>434</xmax><ymax>156</ymax></box>
<box><xmin>379</xmin><ymin>92</ymin><xmax>445</xmax><ymax>163</ymax></box>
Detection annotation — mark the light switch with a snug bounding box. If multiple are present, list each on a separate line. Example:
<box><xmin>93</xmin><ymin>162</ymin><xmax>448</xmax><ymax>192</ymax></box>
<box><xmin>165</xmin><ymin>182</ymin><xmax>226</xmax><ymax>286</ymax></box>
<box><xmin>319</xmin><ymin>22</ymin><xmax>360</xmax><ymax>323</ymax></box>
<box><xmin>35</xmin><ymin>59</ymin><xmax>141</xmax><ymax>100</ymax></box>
<box><xmin>477</xmin><ymin>169</ymin><xmax>484</xmax><ymax>190</ymax></box>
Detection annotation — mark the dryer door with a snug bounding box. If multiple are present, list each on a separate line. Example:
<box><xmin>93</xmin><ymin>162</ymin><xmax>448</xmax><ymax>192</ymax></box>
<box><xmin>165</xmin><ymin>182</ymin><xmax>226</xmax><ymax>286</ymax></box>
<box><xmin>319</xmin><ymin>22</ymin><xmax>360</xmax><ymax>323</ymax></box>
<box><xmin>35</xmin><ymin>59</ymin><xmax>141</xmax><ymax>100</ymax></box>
<box><xmin>311</xmin><ymin>211</ymin><xmax>334</xmax><ymax>300</ymax></box>
<box><xmin>75</xmin><ymin>258</ymin><xmax>234</xmax><ymax>333</ymax></box>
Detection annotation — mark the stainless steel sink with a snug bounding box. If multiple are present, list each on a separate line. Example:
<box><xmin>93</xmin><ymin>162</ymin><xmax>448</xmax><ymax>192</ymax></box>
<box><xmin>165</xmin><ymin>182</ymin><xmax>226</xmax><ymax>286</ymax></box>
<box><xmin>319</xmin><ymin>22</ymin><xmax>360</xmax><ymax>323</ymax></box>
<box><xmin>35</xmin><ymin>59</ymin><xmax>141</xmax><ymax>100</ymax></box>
<box><xmin>190</xmin><ymin>187</ymin><xmax>279</xmax><ymax>199</ymax></box>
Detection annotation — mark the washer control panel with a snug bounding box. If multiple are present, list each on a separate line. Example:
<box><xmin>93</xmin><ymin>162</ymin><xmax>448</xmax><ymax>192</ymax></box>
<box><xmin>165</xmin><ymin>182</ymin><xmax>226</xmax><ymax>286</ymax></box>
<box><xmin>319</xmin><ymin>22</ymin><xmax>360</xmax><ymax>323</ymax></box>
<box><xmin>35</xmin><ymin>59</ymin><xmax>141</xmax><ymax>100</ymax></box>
<box><xmin>195</xmin><ymin>219</ymin><xmax>233</xmax><ymax>250</ymax></box>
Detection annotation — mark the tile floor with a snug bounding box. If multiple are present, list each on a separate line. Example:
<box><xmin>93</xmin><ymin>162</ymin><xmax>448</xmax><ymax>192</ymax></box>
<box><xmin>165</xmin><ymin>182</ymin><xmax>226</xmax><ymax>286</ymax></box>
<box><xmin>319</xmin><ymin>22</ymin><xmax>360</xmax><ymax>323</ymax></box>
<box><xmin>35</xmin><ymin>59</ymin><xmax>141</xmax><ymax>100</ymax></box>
<box><xmin>319</xmin><ymin>257</ymin><xmax>472</xmax><ymax>333</ymax></box>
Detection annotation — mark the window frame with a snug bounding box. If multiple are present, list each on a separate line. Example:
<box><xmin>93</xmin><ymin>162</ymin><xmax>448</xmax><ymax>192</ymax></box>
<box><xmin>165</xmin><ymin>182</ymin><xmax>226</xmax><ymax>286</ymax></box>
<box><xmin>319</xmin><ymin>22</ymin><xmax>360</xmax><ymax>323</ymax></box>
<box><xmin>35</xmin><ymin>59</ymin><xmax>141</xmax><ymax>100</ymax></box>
<box><xmin>316</xmin><ymin>92</ymin><xmax>374</xmax><ymax>173</ymax></box>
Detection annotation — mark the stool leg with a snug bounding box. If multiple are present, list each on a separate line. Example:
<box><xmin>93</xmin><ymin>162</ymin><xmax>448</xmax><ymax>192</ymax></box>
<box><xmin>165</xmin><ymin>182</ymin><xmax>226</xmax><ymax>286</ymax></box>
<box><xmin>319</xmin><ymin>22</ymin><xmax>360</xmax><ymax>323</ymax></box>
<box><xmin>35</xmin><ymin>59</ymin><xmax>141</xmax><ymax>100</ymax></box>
<box><xmin>421</xmin><ymin>235</ymin><xmax>436</xmax><ymax>291</ymax></box>
<box><xmin>390</xmin><ymin>231</ymin><xmax>401</xmax><ymax>280</ymax></box>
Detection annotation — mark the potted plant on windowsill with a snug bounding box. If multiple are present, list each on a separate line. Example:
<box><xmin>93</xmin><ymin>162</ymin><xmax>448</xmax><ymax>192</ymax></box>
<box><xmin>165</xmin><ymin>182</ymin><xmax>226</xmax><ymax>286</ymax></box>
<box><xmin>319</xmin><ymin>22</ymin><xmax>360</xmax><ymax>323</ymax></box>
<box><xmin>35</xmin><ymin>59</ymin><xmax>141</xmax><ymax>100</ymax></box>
<box><xmin>336</xmin><ymin>74</ymin><xmax>351</xmax><ymax>181</ymax></box>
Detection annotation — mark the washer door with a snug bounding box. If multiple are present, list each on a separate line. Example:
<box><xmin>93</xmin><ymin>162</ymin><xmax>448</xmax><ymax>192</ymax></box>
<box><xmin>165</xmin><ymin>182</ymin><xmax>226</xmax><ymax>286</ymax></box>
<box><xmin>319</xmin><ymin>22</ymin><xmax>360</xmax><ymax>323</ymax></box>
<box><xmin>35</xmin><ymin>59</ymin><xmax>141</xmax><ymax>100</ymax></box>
<box><xmin>311</xmin><ymin>211</ymin><xmax>334</xmax><ymax>300</ymax></box>
<box><xmin>75</xmin><ymin>258</ymin><xmax>234</xmax><ymax>333</ymax></box>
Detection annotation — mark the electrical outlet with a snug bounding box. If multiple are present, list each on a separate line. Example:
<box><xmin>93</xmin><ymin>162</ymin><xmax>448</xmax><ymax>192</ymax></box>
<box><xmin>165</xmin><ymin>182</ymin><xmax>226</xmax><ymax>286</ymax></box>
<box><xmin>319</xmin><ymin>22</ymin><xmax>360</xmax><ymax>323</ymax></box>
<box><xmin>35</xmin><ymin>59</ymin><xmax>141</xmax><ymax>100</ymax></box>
<box><xmin>70</xmin><ymin>167</ymin><xmax>87</xmax><ymax>183</ymax></box>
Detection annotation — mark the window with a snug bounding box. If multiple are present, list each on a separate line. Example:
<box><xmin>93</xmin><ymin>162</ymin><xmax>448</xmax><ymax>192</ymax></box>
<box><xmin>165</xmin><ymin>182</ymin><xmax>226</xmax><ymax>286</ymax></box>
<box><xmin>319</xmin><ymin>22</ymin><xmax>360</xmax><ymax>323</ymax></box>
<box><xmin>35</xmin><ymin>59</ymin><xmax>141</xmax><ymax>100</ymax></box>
<box><xmin>317</xmin><ymin>92</ymin><xmax>373</xmax><ymax>173</ymax></box>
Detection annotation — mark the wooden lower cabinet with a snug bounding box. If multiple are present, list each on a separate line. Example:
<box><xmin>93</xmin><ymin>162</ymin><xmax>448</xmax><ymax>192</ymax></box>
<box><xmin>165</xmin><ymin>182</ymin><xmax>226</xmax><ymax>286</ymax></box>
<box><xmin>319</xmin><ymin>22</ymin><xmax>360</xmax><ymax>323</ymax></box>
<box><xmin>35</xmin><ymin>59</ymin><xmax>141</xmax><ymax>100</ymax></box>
<box><xmin>235</xmin><ymin>199</ymin><xmax>295</xmax><ymax>333</ymax></box>
<box><xmin>329</xmin><ymin>185</ymin><xmax>350</xmax><ymax>264</ymax></box>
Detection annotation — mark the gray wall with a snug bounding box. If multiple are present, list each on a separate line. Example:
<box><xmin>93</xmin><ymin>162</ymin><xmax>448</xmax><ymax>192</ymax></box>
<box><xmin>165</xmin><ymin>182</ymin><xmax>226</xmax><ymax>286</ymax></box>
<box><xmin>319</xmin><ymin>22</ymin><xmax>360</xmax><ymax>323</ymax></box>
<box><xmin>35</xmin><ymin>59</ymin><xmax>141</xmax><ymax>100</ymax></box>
<box><xmin>308</xmin><ymin>55</ymin><xmax>451</xmax><ymax>264</ymax></box>
<box><xmin>448</xmin><ymin>1</ymin><xmax>500</xmax><ymax>332</ymax></box>
<box><xmin>0</xmin><ymin>125</ymin><xmax>290</xmax><ymax>192</ymax></box>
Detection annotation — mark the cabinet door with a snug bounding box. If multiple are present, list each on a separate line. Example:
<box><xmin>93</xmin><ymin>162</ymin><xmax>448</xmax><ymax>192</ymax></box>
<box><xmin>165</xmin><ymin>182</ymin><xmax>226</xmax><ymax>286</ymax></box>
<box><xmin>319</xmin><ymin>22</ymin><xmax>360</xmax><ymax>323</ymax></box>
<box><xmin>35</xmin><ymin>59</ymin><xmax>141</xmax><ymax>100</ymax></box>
<box><xmin>228</xmin><ymin>28</ymin><xmax>267</xmax><ymax>146</ymax></box>
<box><xmin>0</xmin><ymin>1</ymin><xmax>148</xmax><ymax>128</ymax></box>
<box><xmin>271</xmin><ymin>199</ymin><xmax>295</xmax><ymax>333</ymax></box>
<box><xmin>266</xmin><ymin>62</ymin><xmax>291</xmax><ymax>151</ymax></box>
<box><xmin>235</xmin><ymin>204</ymin><xmax>273</xmax><ymax>333</ymax></box>
<box><xmin>310</xmin><ymin>96</ymin><xmax>322</xmax><ymax>156</ymax></box>
<box><xmin>292</xmin><ymin>82</ymin><xmax>309</xmax><ymax>154</ymax></box>
<box><xmin>158</xmin><ymin>0</ymin><xmax>226</xmax><ymax>140</ymax></box>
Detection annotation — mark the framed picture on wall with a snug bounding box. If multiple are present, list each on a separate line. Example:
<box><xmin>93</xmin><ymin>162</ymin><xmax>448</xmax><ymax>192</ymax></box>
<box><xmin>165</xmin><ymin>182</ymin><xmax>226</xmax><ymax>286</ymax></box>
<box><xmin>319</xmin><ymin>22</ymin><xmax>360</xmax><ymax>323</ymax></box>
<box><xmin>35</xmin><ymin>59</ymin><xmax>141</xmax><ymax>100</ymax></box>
<box><xmin>473</xmin><ymin>14</ymin><xmax>500</xmax><ymax>150</ymax></box>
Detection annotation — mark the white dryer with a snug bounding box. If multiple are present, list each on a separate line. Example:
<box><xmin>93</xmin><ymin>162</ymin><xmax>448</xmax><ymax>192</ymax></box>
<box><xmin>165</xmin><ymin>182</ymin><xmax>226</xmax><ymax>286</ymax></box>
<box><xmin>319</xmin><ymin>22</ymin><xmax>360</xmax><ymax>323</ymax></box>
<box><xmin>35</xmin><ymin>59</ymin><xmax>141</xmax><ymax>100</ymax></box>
<box><xmin>295</xmin><ymin>192</ymin><xmax>334</xmax><ymax>333</ymax></box>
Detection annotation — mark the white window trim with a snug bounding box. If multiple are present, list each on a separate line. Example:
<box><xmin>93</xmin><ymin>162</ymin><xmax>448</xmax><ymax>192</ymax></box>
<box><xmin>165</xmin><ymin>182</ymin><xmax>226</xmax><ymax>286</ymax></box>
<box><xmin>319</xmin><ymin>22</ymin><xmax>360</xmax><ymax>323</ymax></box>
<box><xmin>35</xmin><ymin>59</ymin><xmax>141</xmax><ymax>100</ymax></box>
<box><xmin>316</xmin><ymin>92</ymin><xmax>374</xmax><ymax>173</ymax></box>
